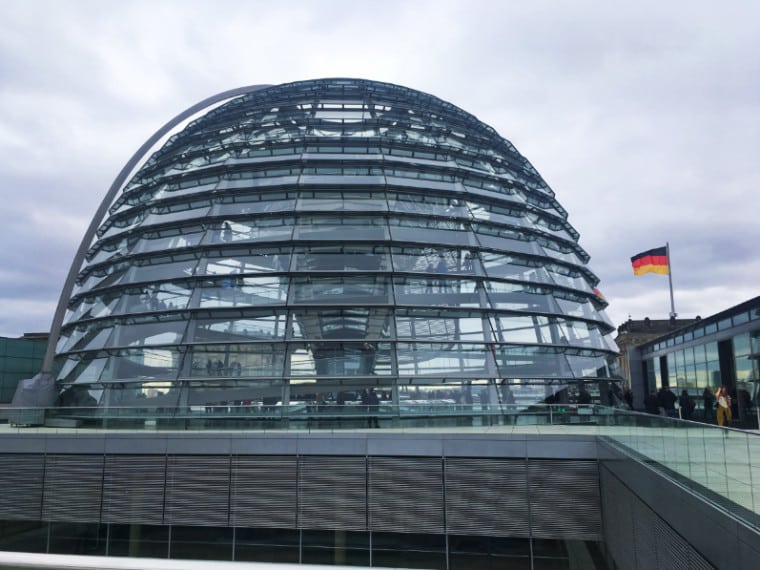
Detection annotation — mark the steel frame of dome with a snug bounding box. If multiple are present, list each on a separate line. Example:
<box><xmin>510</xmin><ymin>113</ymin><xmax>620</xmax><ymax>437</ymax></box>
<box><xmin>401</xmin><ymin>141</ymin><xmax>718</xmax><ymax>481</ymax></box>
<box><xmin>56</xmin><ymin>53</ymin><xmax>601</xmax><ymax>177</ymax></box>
<box><xmin>49</xmin><ymin>78</ymin><xmax>620</xmax><ymax>415</ymax></box>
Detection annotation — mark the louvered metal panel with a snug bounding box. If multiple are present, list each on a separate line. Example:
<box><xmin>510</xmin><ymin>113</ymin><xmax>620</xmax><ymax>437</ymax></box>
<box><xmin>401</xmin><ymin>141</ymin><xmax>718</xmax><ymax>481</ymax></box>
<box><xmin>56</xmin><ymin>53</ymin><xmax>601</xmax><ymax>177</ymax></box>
<box><xmin>444</xmin><ymin>458</ymin><xmax>529</xmax><ymax>537</ymax></box>
<box><xmin>102</xmin><ymin>455</ymin><xmax>166</xmax><ymax>524</ymax></box>
<box><xmin>527</xmin><ymin>460</ymin><xmax>601</xmax><ymax>540</ymax></box>
<box><xmin>298</xmin><ymin>456</ymin><xmax>366</xmax><ymax>530</ymax></box>
<box><xmin>0</xmin><ymin>454</ymin><xmax>45</xmax><ymax>520</ymax></box>
<box><xmin>632</xmin><ymin>499</ymin><xmax>659</xmax><ymax>569</ymax></box>
<box><xmin>689</xmin><ymin>550</ymin><xmax>716</xmax><ymax>570</ymax></box>
<box><xmin>368</xmin><ymin>457</ymin><xmax>443</xmax><ymax>533</ymax></box>
<box><xmin>602</xmin><ymin>465</ymin><xmax>715</xmax><ymax>570</ymax></box>
<box><xmin>653</xmin><ymin>515</ymin><xmax>689</xmax><ymax>570</ymax></box>
<box><xmin>599</xmin><ymin>467</ymin><xmax>636</xmax><ymax>570</ymax></box>
<box><xmin>230</xmin><ymin>456</ymin><xmax>297</xmax><ymax>528</ymax></box>
<box><xmin>41</xmin><ymin>454</ymin><xmax>104</xmax><ymax>523</ymax></box>
<box><xmin>164</xmin><ymin>455</ymin><xmax>230</xmax><ymax>526</ymax></box>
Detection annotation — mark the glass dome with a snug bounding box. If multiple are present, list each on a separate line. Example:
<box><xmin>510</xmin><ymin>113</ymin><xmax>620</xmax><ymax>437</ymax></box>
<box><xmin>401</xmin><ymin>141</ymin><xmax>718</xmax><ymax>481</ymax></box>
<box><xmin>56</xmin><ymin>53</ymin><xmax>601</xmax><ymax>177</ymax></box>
<box><xmin>50</xmin><ymin>78</ymin><xmax>620</xmax><ymax>417</ymax></box>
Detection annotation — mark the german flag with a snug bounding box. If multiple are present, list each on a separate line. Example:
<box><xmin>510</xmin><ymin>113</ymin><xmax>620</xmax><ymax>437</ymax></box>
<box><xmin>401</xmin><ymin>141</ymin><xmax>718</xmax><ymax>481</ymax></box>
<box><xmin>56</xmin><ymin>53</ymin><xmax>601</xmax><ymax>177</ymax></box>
<box><xmin>631</xmin><ymin>246</ymin><xmax>669</xmax><ymax>276</ymax></box>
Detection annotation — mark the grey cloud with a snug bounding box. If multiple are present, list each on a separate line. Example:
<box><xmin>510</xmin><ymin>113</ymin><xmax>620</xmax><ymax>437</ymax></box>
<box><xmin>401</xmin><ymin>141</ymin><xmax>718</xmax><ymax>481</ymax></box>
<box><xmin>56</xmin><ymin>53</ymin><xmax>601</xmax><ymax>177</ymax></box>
<box><xmin>0</xmin><ymin>0</ymin><xmax>758</xmax><ymax>337</ymax></box>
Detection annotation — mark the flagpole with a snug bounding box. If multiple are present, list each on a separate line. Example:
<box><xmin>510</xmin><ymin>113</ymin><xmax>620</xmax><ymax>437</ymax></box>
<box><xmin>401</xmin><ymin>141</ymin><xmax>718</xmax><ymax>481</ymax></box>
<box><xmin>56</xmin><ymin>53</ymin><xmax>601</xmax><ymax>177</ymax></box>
<box><xmin>666</xmin><ymin>242</ymin><xmax>676</xmax><ymax>318</ymax></box>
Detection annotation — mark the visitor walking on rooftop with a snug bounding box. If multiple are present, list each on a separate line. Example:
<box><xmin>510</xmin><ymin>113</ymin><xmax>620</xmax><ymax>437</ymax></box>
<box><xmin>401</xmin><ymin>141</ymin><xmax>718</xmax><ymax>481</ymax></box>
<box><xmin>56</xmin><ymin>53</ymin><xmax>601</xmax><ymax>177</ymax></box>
<box><xmin>702</xmin><ymin>387</ymin><xmax>715</xmax><ymax>423</ymax></box>
<box><xmin>679</xmin><ymin>389</ymin><xmax>695</xmax><ymax>421</ymax></box>
<box><xmin>644</xmin><ymin>390</ymin><xmax>660</xmax><ymax>415</ymax></box>
<box><xmin>658</xmin><ymin>386</ymin><xmax>677</xmax><ymax>418</ymax></box>
<box><xmin>715</xmin><ymin>386</ymin><xmax>732</xmax><ymax>427</ymax></box>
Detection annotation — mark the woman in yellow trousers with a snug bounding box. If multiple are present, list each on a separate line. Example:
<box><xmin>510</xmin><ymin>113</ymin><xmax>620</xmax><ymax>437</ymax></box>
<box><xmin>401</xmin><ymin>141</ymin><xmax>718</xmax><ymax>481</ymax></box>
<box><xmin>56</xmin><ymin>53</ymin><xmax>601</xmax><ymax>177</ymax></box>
<box><xmin>715</xmin><ymin>386</ymin><xmax>732</xmax><ymax>426</ymax></box>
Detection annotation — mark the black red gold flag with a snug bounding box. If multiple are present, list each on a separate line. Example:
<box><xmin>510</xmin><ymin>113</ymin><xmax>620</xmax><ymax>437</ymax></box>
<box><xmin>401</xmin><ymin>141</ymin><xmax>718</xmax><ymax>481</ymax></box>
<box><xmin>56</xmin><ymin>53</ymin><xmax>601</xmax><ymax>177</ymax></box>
<box><xmin>631</xmin><ymin>246</ymin><xmax>669</xmax><ymax>276</ymax></box>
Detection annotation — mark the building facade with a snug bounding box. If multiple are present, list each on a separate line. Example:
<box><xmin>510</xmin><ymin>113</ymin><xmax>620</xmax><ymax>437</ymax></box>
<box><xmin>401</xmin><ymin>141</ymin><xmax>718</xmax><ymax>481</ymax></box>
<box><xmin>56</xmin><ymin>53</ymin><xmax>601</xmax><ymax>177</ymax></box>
<box><xmin>614</xmin><ymin>317</ymin><xmax>695</xmax><ymax>408</ymax></box>
<box><xmin>627</xmin><ymin>296</ymin><xmax>760</xmax><ymax>425</ymax></box>
<box><xmin>0</xmin><ymin>334</ymin><xmax>47</xmax><ymax>404</ymax></box>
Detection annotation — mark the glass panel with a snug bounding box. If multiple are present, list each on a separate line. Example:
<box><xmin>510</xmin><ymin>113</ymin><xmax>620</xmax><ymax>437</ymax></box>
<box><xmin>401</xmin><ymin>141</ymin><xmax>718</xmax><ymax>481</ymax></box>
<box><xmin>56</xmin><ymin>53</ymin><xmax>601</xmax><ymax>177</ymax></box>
<box><xmin>751</xmin><ymin>329</ymin><xmax>760</xmax><ymax>353</ymax></box>
<box><xmin>388</xmin><ymin>224</ymin><xmax>472</xmax><ymax>247</ymax></box>
<box><xmin>734</xmin><ymin>332</ymin><xmax>751</xmax><ymax>356</ymax></box>
<box><xmin>396</xmin><ymin>311</ymin><xmax>487</xmax><ymax>342</ymax></box>
<box><xmin>78</xmin><ymin>263</ymin><xmax>130</xmax><ymax>291</ymax></box>
<box><xmin>212</xmin><ymin>193</ymin><xmax>298</xmax><ymax>216</ymax></box>
<box><xmin>59</xmin><ymin>322</ymin><xmax>114</xmax><ymax>352</ymax></box>
<box><xmin>695</xmin><ymin>361</ymin><xmax>709</xmax><ymax>388</ymax></box>
<box><xmin>106</xmin><ymin>319</ymin><xmax>188</xmax><ymax>348</ymax></box>
<box><xmin>193</xmin><ymin>314</ymin><xmax>288</xmax><ymax>341</ymax></box>
<box><xmin>170</xmin><ymin>526</ymin><xmax>233</xmax><ymax>560</ymax></box>
<box><xmin>202</xmin><ymin>217</ymin><xmax>295</xmax><ymax>244</ymax></box>
<box><xmin>142</xmin><ymin>204</ymin><xmax>211</xmax><ymax>227</ymax></box>
<box><xmin>292</xmin><ymin>246</ymin><xmax>390</xmax><ymax>272</ymax></box>
<box><xmin>56</xmin><ymin>355</ymin><xmax>109</xmax><ymax>385</ymax></box>
<box><xmin>0</xmin><ymin>520</ymin><xmax>48</xmax><ymax>553</ymax></box>
<box><xmin>288</xmin><ymin>345</ymin><xmax>316</xmax><ymax>377</ymax></box>
<box><xmin>674</xmin><ymin>350</ymin><xmax>685</xmax><ymax>388</ymax></box>
<box><xmin>387</xmin><ymin>192</ymin><xmax>467</xmax><ymax>217</ymax></box>
<box><xmin>64</xmin><ymin>294</ymin><xmax>121</xmax><ymax>325</ymax></box>
<box><xmin>127</xmin><ymin>258</ymin><xmax>200</xmax><ymax>285</ymax></box>
<box><xmin>298</xmin><ymin>529</ymin><xmax>367</xmax><ymax>549</ymax></box>
<box><xmin>486</xmin><ymin>281</ymin><xmax>556</xmax><ymax>313</ymax></box>
<box><xmin>372</xmin><ymin>532</ymin><xmax>445</xmax><ymax>551</ymax></box>
<box><xmin>134</xmin><ymin>226</ymin><xmax>206</xmax><ymax>254</ymax></box>
<box><xmin>396</xmin><ymin>342</ymin><xmax>488</xmax><ymax>377</ymax></box>
<box><xmin>291</xmin><ymin>308</ymin><xmax>390</xmax><ymax>340</ymax></box>
<box><xmin>555</xmin><ymin>298</ymin><xmax>596</xmax><ymax>320</ymax></box>
<box><xmin>87</xmin><ymin>237</ymin><xmax>129</xmax><ymax>266</ymax></box>
<box><xmin>196</xmin><ymin>276</ymin><xmax>288</xmax><ymax>308</ymax></box>
<box><xmin>109</xmin><ymin>524</ymin><xmax>169</xmax><ymax>558</ymax></box>
<box><xmin>230</xmin><ymin>249</ymin><xmax>290</xmax><ymax>273</ymax></box>
<box><xmin>49</xmin><ymin>522</ymin><xmax>107</xmax><ymax>555</ymax></box>
<box><xmin>290</xmin><ymin>342</ymin><xmax>391</xmax><ymax>377</ymax></box>
<box><xmin>234</xmin><ymin>528</ymin><xmax>299</xmax><ymax>563</ymax></box>
<box><xmin>117</xmin><ymin>282</ymin><xmax>193</xmax><ymax>315</ymax></box>
<box><xmin>108</xmin><ymin>347</ymin><xmax>183</xmax><ymax>381</ymax></box>
<box><xmin>707</xmin><ymin>359</ymin><xmax>721</xmax><ymax>387</ymax></box>
<box><xmin>733</xmin><ymin>311</ymin><xmax>750</xmax><ymax>325</ymax></box>
<box><xmin>295</xmin><ymin>216</ymin><xmax>389</xmax><ymax>241</ymax></box>
<box><xmin>190</xmin><ymin>344</ymin><xmax>285</xmax><ymax>378</ymax></box>
<box><xmin>297</xmin><ymin>190</ymin><xmax>388</xmax><ymax>212</ymax></box>
<box><xmin>493</xmin><ymin>345</ymin><xmax>572</xmax><ymax>378</ymax></box>
<box><xmin>394</xmin><ymin>277</ymin><xmax>480</xmax><ymax>308</ymax></box>
<box><xmin>292</xmin><ymin>276</ymin><xmax>390</xmax><ymax>305</ymax></box>
<box><xmin>492</xmin><ymin>314</ymin><xmax>553</xmax><ymax>344</ymax></box>
<box><xmin>184</xmin><ymin>379</ymin><xmax>284</xmax><ymax>408</ymax></box>
<box><xmin>693</xmin><ymin>344</ymin><xmax>707</xmax><ymax>369</ymax></box>
<box><xmin>302</xmin><ymin>547</ymin><xmax>370</xmax><ymax>566</ymax></box>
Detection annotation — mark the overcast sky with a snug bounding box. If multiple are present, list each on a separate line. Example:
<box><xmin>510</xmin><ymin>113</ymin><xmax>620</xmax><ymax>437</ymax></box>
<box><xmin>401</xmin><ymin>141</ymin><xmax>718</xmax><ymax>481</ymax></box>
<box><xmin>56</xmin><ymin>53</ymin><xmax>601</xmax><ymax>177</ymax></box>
<box><xmin>0</xmin><ymin>0</ymin><xmax>758</xmax><ymax>338</ymax></box>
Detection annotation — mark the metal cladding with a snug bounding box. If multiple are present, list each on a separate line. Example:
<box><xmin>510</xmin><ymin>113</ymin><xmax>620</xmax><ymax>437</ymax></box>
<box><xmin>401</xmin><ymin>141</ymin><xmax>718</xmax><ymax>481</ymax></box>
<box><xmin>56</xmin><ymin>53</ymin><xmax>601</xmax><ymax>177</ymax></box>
<box><xmin>52</xmin><ymin>78</ymin><xmax>619</xmax><ymax>410</ymax></box>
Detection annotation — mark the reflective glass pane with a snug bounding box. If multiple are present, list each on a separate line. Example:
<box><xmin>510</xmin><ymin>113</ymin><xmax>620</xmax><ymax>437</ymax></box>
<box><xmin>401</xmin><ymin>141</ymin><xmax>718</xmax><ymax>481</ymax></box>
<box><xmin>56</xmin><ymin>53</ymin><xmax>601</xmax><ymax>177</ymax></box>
<box><xmin>190</xmin><ymin>344</ymin><xmax>285</xmax><ymax>377</ymax></box>
<box><xmin>193</xmin><ymin>314</ymin><xmax>288</xmax><ymax>341</ymax></box>
<box><xmin>197</xmin><ymin>277</ymin><xmax>288</xmax><ymax>308</ymax></box>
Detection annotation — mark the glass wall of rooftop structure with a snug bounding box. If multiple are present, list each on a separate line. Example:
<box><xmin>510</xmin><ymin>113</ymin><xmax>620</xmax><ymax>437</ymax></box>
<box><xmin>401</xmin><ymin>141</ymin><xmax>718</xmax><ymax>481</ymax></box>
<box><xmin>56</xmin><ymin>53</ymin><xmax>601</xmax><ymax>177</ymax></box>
<box><xmin>49</xmin><ymin>78</ymin><xmax>620</xmax><ymax>418</ymax></box>
<box><xmin>639</xmin><ymin>296</ymin><xmax>760</xmax><ymax>426</ymax></box>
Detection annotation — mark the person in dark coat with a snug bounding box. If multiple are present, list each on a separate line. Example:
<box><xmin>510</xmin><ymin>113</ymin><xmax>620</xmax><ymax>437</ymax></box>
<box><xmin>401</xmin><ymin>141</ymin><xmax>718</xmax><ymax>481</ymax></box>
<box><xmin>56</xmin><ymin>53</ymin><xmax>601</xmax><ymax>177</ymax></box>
<box><xmin>363</xmin><ymin>388</ymin><xmax>380</xmax><ymax>428</ymax></box>
<box><xmin>702</xmin><ymin>387</ymin><xmax>715</xmax><ymax>422</ymax></box>
<box><xmin>644</xmin><ymin>390</ymin><xmax>660</xmax><ymax>415</ymax></box>
<box><xmin>679</xmin><ymin>389</ymin><xmax>695</xmax><ymax>420</ymax></box>
<box><xmin>578</xmin><ymin>385</ymin><xmax>592</xmax><ymax>405</ymax></box>
<box><xmin>658</xmin><ymin>387</ymin><xmax>677</xmax><ymax>417</ymax></box>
